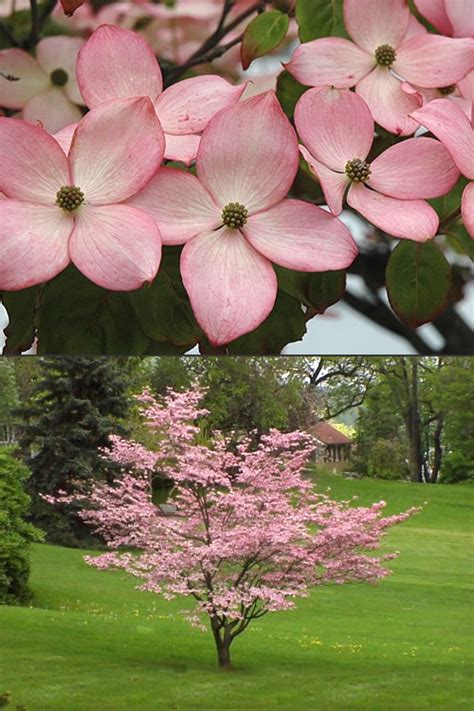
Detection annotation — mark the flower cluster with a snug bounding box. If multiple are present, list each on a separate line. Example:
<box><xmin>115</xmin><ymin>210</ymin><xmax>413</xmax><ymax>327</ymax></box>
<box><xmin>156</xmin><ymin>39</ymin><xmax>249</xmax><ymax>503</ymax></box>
<box><xmin>0</xmin><ymin>1</ymin><xmax>472</xmax><ymax>345</ymax></box>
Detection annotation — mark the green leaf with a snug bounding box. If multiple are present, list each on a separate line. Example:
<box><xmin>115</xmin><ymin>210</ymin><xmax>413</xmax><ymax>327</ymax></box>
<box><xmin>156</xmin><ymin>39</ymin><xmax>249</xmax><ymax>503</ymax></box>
<box><xmin>429</xmin><ymin>175</ymin><xmax>468</xmax><ymax>219</ymax></box>
<box><xmin>274</xmin><ymin>266</ymin><xmax>313</xmax><ymax>307</ymax></box>
<box><xmin>446</xmin><ymin>226</ymin><xmax>474</xmax><ymax>260</ymax></box>
<box><xmin>1</xmin><ymin>286</ymin><xmax>40</xmax><ymax>354</ymax></box>
<box><xmin>129</xmin><ymin>249</ymin><xmax>201</xmax><ymax>348</ymax></box>
<box><xmin>36</xmin><ymin>267</ymin><xmax>151</xmax><ymax>355</ymax></box>
<box><xmin>386</xmin><ymin>241</ymin><xmax>452</xmax><ymax>329</ymax></box>
<box><xmin>200</xmin><ymin>292</ymin><xmax>307</xmax><ymax>354</ymax></box>
<box><xmin>276</xmin><ymin>70</ymin><xmax>308</xmax><ymax>120</ymax></box>
<box><xmin>295</xmin><ymin>0</ymin><xmax>346</xmax><ymax>42</ymax></box>
<box><xmin>241</xmin><ymin>10</ymin><xmax>289</xmax><ymax>70</ymax></box>
<box><xmin>308</xmin><ymin>270</ymin><xmax>346</xmax><ymax>313</ymax></box>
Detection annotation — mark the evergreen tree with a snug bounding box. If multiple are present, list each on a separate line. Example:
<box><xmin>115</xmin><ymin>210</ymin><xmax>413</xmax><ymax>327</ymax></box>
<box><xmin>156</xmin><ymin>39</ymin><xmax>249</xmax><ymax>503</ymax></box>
<box><xmin>17</xmin><ymin>357</ymin><xmax>130</xmax><ymax>546</ymax></box>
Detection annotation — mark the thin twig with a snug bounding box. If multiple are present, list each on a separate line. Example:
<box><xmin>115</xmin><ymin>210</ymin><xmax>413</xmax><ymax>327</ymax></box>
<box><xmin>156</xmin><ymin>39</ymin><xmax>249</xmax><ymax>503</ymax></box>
<box><xmin>0</xmin><ymin>20</ymin><xmax>18</xmax><ymax>47</ymax></box>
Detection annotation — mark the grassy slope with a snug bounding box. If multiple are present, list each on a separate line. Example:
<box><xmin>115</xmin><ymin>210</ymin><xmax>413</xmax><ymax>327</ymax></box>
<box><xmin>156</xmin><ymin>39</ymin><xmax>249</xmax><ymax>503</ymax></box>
<box><xmin>1</xmin><ymin>472</ymin><xmax>473</xmax><ymax>710</ymax></box>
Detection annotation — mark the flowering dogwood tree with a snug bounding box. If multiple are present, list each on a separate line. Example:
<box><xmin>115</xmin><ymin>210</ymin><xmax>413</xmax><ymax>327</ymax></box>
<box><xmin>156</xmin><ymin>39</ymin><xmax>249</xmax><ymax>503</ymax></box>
<box><xmin>0</xmin><ymin>0</ymin><xmax>472</xmax><ymax>354</ymax></box>
<box><xmin>43</xmin><ymin>388</ymin><xmax>419</xmax><ymax>668</ymax></box>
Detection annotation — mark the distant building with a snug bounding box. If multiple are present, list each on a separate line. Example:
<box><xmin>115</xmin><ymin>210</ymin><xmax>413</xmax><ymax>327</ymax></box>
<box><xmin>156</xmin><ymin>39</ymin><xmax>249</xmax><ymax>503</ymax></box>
<box><xmin>0</xmin><ymin>422</ymin><xmax>18</xmax><ymax>445</ymax></box>
<box><xmin>308</xmin><ymin>422</ymin><xmax>353</xmax><ymax>464</ymax></box>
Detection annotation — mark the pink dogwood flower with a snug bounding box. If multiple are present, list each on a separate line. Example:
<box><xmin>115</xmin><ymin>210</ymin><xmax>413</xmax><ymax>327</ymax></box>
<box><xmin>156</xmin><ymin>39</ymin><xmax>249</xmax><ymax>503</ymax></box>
<box><xmin>414</xmin><ymin>0</ymin><xmax>474</xmax><ymax>39</ymax></box>
<box><xmin>294</xmin><ymin>86</ymin><xmax>460</xmax><ymax>240</ymax></box>
<box><xmin>0</xmin><ymin>97</ymin><xmax>164</xmax><ymax>291</ymax></box>
<box><xmin>411</xmin><ymin>99</ymin><xmax>474</xmax><ymax>238</ymax></box>
<box><xmin>286</xmin><ymin>0</ymin><xmax>473</xmax><ymax>135</ymax></box>
<box><xmin>128</xmin><ymin>91</ymin><xmax>358</xmax><ymax>346</ymax></box>
<box><xmin>76</xmin><ymin>24</ymin><xmax>245</xmax><ymax>165</ymax></box>
<box><xmin>0</xmin><ymin>36</ymin><xmax>85</xmax><ymax>133</ymax></box>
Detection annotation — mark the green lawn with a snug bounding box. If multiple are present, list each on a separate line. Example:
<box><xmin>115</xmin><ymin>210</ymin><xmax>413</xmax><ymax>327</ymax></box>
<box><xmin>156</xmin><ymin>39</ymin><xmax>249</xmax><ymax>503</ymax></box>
<box><xmin>1</xmin><ymin>473</ymin><xmax>473</xmax><ymax>710</ymax></box>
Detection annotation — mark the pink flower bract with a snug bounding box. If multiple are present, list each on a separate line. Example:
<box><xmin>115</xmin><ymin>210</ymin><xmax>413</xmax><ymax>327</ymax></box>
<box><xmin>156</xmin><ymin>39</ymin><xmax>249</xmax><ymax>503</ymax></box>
<box><xmin>128</xmin><ymin>91</ymin><xmax>358</xmax><ymax>347</ymax></box>
<box><xmin>0</xmin><ymin>97</ymin><xmax>164</xmax><ymax>291</ymax></box>
<box><xmin>286</xmin><ymin>0</ymin><xmax>473</xmax><ymax>135</ymax></box>
<box><xmin>294</xmin><ymin>86</ymin><xmax>460</xmax><ymax>240</ymax></box>
<box><xmin>76</xmin><ymin>24</ymin><xmax>246</xmax><ymax>165</ymax></box>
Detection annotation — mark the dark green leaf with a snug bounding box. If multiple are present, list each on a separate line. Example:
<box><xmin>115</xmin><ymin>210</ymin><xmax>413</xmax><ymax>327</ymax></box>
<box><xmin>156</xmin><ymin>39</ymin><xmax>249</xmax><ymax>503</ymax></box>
<box><xmin>386</xmin><ymin>241</ymin><xmax>452</xmax><ymax>329</ymax></box>
<box><xmin>36</xmin><ymin>267</ymin><xmax>151</xmax><ymax>355</ymax></box>
<box><xmin>1</xmin><ymin>286</ymin><xmax>40</xmax><ymax>354</ymax></box>
<box><xmin>274</xmin><ymin>266</ymin><xmax>313</xmax><ymax>306</ymax></box>
<box><xmin>308</xmin><ymin>270</ymin><xmax>346</xmax><ymax>313</ymax></box>
<box><xmin>295</xmin><ymin>0</ymin><xmax>346</xmax><ymax>42</ymax></box>
<box><xmin>276</xmin><ymin>70</ymin><xmax>308</xmax><ymax>120</ymax></box>
<box><xmin>241</xmin><ymin>10</ymin><xmax>289</xmax><ymax>69</ymax></box>
<box><xmin>129</xmin><ymin>250</ymin><xmax>201</xmax><ymax>348</ymax></box>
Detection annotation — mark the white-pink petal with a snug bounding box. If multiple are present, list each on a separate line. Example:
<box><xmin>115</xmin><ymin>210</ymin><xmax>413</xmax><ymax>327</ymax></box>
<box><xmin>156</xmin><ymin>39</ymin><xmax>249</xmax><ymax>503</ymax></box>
<box><xmin>445</xmin><ymin>0</ymin><xmax>474</xmax><ymax>38</ymax></box>
<box><xmin>0</xmin><ymin>49</ymin><xmax>49</xmax><ymax>107</ymax></box>
<box><xmin>295</xmin><ymin>86</ymin><xmax>373</xmax><ymax>171</ymax></box>
<box><xmin>368</xmin><ymin>137</ymin><xmax>460</xmax><ymax>199</ymax></box>
<box><xmin>413</xmin><ymin>0</ymin><xmax>453</xmax><ymax>36</ymax></box>
<box><xmin>23</xmin><ymin>87</ymin><xmax>83</xmax><ymax>134</ymax></box>
<box><xmin>356</xmin><ymin>66</ymin><xmax>422</xmax><ymax>135</ymax></box>
<box><xmin>197</xmin><ymin>92</ymin><xmax>298</xmax><ymax>214</ymax></box>
<box><xmin>0</xmin><ymin>200</ymin><xmax>71</xmax><ymax>290</ymax></box>
<box><xmin>344</xmin><ymin>0</ymin><xmax>410</xmax><ymax>53</ymax></box>
<box><xmin>36</xmin><ymin>35</ymin><xmax>85</xmax><ymax>105</ymax></box>
<box><xmin>70</xmin><ymin>97</ymin><xmax>165</xmax><ymax>204</ymax></box>
<box><xmin>347</xmin><ymin>184</ymin><xmax>439</xmax><ymax>240</ymax></box>
<box><xmin>127</xmin><ymin>167</ymin><xmax>220</xmax><ymax>245</ymax></box>
<box><xmin>155</xmin><ymin>76</ymin><xmax>245</xmax><ymax>135</ymax></box>
<box><xmin>181</xmin><ymin>227</ymin><xmax>277</xmax><ymax>346</ymax></box>
<box><xmin>285</xmin><ymin>37</ymin><xmax>374</xmax><ymax>88</ymax></box>
<box><xmin>299</xmin><ymin>146</ymin><xmax>349</xmax><ymax>215</ymax></box>
<box><xmin>410</xmin><ymin>99</ymin><xmax>474</xmax><ymax>179</ymax></box>
<box><xmin>76</xmin><ymin>24</ymin><xmax>163</xmax><ymax>108</ymax></box>
<box><xmin>53</xmin><ymin>123</ymin><xmax>78</xmax><ymax>155</ymax></box>
<box><xmin>0</xmin><ymin>118</ymin><xmax>70</xmax><ymax>203</ymax></box>
<box><xmin>394</xmin><ymin>36</ymin><xmax>474</xmax><ymax>88</ymax></box>
<box><xmin>163</xmin><ymin>132</ymin><xmax>201</xmax><ymax>166</ymax></box>
<box><xmin>70</xmin><ymin>204</ymin><xmax>162</xmax><ymax>291</ymax></box>
<box><xmin>461</xmin><ymin>182</ymin><xmax>474</xmax><ymax>239</ymax></box>
<box><xmin>244</xmin><ymin>199</ymin><xmax>357</xmax><ymax>271</ymax></box>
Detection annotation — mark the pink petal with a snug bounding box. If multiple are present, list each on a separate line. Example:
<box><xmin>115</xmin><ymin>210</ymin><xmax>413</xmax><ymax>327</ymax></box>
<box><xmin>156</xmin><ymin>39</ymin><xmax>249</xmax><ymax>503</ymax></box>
<box><xmin>294</xmin><ymin>86</ymin><xmax>373</xmax><ymax>171</ymax></box>
<box><xmin>405</xmin><ymin>15</ymin><xmax>428</xmax><ymax>40</ymax></box>
<box><xmin>53</xmin><ymin>123</ymin><xmax>78</xmax><ymax>155</ymax></box>
<box><xmin>394</xmin><ymin>36</ymin><xmax>474</xmax><ymax>88</ymax></box>
<box><xmin>70</xmin><ymin>204</ymin><xmax>162</xmax><ymax>290</ymax></box>
<box><xmin>347</xmin><ymin>184</ymin><xmax>438</xmax><ymax>240</ymax></box>
<box><xmin>0</xmin><ymin>200</ymin><xmax>71</xmax><ymax>290</ymax></box>
<box><xmin>127</xmin><ymin>167</ymin><xmax>220</xmax><ymax>245</ymax></box>
<box><xmin>461</xmin><ymin>182</ymin><xmax>474</xmax><ymax>239</ymax></box>
<box><xmin>299</xmin><ymin>146</ymin><xmax>348</xmax><ymax>215</ymax></box>
<box><xmin>445</xmin><ymin>0</ymin><xmax>474</xmax><ymax>38</ymax></box>
<box><xmin>36</xmin><ymin>36</ymin><xmax>84</xmax><ymax>105</ymax></box>
<box><xmin>76</xmin><ymin>24</ymin><xmax>163</xmax><ymax>108</ymax></box>
<box><xmin>410</xmin><ymin>99</ymin><xmax>474</xmax><ymax>179</ymax></box>
<box><xmin>413</xmin><ymin>0</ymin><xmax>453</xmax><ymax>35</ymax></box>
<box><xmin>164</xmin><ymin>132</ymin><xmax>201</xmax><ymax>166</ymax></box>
<box><xmin>23</xmin><ymin>87</ymin><xmax>83</xmax><ymax>134</ymax></box>
<box><xmin>244</xmin><ymin>199</ymin><xmax>358</xmax><ymax>271</ymax></box>
<box><xmin>155</xmin><ymin>76</ymin><xmax>245</xmax><ymax>135</ymax></box>
<box><xmin>197</xmin><ymin>91</ymin><xmax>298</xmax><ymax>214</ymax></box>
<box><xmin>181</xmin><ymin>227</ymin><xmax>277</xmax><ymax>346</ymax></box>
<box><xmin>285</xmin><ymin>38</ymin><xmax>374</xmax><ymax>88</ymax></box>
<box><xmin>0</xmin><ymin>49</ymin><xmax>48</xmax><ymax>108</ymax></box>
<box><xmin>356</xmin><ymin>66</ymin><xmax>422</xmax><ymax>135</ymax></box>
<box><xmin>0</xmin><ymin>117</ymin><xmax>69</xmax><ymax>203</ymax></box>
<box><xmin>344</xmin><ymin>0</ymin><xmax>410</xmax><ymax>53</ymax></box>
<box><xmin>70</xmin><ymin>97</ymin><xmax>165</xmax><ymax>204</ymax></box>
<box><xmin>368</xmin><ymin>137</ymin><xmax>460</xmax><ymax>199</ymax></box>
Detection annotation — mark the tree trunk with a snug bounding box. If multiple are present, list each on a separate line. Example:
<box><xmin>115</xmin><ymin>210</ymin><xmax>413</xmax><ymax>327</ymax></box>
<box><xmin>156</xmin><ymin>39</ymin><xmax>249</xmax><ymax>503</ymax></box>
<box><xmin>406</xmin><ymin>359</ymin><xmax>423</xmax><ymax>483</ymax></box>
<box><xmin>430</xmin><ymin>414</ymin><xmax>444</xmax><ymax>483</ymax></box>
<box><xmin>211</xmin><ymin>617</ymin><xmax>232</xmax><ymax>669</ymax></box>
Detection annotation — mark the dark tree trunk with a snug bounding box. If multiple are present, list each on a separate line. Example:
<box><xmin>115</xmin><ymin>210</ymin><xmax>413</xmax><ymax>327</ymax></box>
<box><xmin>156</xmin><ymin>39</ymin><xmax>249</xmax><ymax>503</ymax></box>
<box><xmin>211</xmin><ymin>617</ymin><xmax>233</xmax><ymax>669</ymax></box>
<box><xmin>430</xmin><ymin>414</ymin><xmax>444</xmax><ymax>483</ymax></box>
<box><xmin>405</xmin><ymin>359</ymin><xmax>423</xmax><ymax>483</ymax></box>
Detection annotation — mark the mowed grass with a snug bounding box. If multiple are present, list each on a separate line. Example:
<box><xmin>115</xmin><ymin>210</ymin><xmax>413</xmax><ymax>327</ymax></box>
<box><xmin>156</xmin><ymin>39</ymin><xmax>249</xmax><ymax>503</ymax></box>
<box><xmin>1</xmin><ymin>472</ymin><xmax>473</xmax><ymax>710</ymax></box>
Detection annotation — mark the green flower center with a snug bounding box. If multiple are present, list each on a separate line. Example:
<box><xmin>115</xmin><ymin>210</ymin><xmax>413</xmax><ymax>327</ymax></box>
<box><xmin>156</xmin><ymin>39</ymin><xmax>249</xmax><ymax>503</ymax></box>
<box><xmin>221</xmin><ymin>202</ymin><xmax>248</xmax><ymax>229</ymax></box>
<box><xmin>345</xmin><ymin>158</ymin><xmax>371</xmax><ymax>183</ymax></box>
<box><xmin>50</xmin><ymin>68</ymin><xmax>69</xmax><ymax>87</ymax></box>
<box><xmin>439</xmin><ymin>85</ymin><xmax>456</xmax><ymax>95</ymax></box>
<box><xmin>375</xmin><ymin>44</ymin><xmax>396</xmax><ymax>67</ymax></box>
<box><xmin>56</xmin><ymin>185</ymin><xmax>85</xmax><ymax>211</ymax></box>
